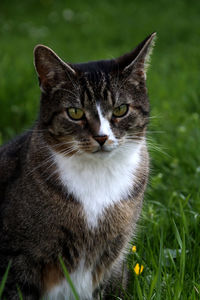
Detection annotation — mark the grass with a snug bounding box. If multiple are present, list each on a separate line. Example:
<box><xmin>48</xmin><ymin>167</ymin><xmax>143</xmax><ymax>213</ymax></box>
<box><xmin>0</xmin><ymin>0</ymin><xmax>200</xmax><ymax>298</ymax></box>
<box><xmin>0</xmin><ymin>262</ymin><xmax>11</xmax><ymax>299</ymax></box>
<box><xmin>59</xmin><ymin>256</ymin><xmax>80</xmax><ymax>300</ymax></box>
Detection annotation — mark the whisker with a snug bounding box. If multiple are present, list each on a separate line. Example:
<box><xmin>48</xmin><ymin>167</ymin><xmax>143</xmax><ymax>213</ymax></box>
<box><xmin>148</xmin><ymin>115</ymin><xmax>163</xmax><ymax>120</ymax></box>
<box><xmin>45</xmin><ymin>168</ymin><xmax>59</xmax><ymax>182</ymax></box>
<box><xmin>52</xmin><ymin>140</ymin><xmax>75</xmax><ymax>147</ymax></box>
<box><xmin>146</xmin><ymin>130</ymin><xmax>165</xmax><ymax>134</ymax></box>
<box><xmin>35</xmin><ymin>140</ymin><xmax>75</xmax><ymax>152</ymax></box>
<box><xmin>58</xmin><ymin>145</ymin><xmax>78</xmax><ymax>156</ymax></box>
<box><xmin>26</xmin><ymin>154</ymin><xmax>55</xmax><ymax>177</ymax></box>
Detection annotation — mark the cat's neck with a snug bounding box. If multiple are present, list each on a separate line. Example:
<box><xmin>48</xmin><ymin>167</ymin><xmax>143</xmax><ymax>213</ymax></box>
<box><xmin>53</xmin><ymin>140</ymin><xmax>144</xmax><ymax>228</ymax></box>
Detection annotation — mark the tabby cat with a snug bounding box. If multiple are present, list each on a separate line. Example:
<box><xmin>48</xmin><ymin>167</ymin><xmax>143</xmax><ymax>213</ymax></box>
<box><xmin>0</xmin><ymin>32</ymin><xmax>156</xmax><ymax>299</ymax></box>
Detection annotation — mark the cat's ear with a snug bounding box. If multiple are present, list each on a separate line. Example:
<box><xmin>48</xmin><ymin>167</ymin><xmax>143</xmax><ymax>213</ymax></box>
<box><xmin>116</xmin><ymin>32</ymin><xmax>156</xmax><ymax>84</ymax></box>
<box><xmin>34</xmin><ymin>45</ymin><xmax>76</xmax><ymax>92</ymax></box>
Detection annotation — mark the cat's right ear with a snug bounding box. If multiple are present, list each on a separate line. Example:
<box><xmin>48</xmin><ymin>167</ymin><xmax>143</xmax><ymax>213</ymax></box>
<box><xmin>34</xmin><ymin>45</ymin><xmax>76</xmax><ymax>92</ymax></box>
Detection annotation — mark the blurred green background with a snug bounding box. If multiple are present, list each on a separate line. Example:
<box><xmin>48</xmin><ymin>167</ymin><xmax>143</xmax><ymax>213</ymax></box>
<box><xmin>0</xmin><ymin>0</ymin><xmax>200</xmax><ymax>298</ymax></box>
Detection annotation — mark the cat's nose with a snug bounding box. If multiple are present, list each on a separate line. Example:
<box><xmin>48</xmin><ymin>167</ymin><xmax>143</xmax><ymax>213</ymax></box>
<box><xmin>93</xmin><ymin>135</ymin><xmax>108</xmax><ymax>146</ymax></box>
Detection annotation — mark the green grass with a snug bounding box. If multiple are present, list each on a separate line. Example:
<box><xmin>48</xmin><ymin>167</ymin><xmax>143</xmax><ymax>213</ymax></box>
<box><xmin>59</xmin><ymin>256</ymin><xmax>80</xmax><ymax>300</ymax></box>
<box><xmin>0</xmin><ymin>262</ymin><xmax>11</xmax><ymax>299</ymax></box>
<box><xmin>0</xmin><ymin>0</ymin><xmax>200</xmax><ymax>298</ymax></box>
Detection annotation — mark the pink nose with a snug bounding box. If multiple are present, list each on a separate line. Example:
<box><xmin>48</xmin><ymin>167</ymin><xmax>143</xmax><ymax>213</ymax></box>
<box><xmin>93</xmin><ymin>135</ymin><xmax>108</xmax><ymax>146</ymax></box>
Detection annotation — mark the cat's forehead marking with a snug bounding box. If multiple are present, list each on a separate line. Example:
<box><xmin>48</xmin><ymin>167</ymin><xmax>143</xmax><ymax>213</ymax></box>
<box><xmin>80</xmin><ymin>76</ymin><xmax>95</xmax><ymax>106</ymax></box>
<box><xmin>83</xmin><ymin>72</ymin><xmax>107</xmax><ymax>94</ymax></box>
<box><xmin>81</xmin><ymin>72</ymin><xmax>114</xmax><ymax>111</ymax></box>
<box><xmin>97</xmin><ymin>105</ymin><xmax>115</xmax><ymax>140</ymax></box>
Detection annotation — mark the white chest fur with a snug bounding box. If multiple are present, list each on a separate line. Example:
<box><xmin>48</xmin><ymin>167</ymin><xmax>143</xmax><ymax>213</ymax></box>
<box><xmin>53</xmin><ymin>142</ymin><xmax>142</xmax><ymax>228</ymax></box>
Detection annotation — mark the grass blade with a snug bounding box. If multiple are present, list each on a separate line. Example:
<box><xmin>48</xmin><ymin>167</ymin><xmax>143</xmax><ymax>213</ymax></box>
<box><xmin>17</xmin><ymin>285</ymin><xmax>23</xmax><ymax>300</ymax></box>
<box><xmin>59</xmin><ymin>255</ymin><xmax>80</xmax><ymax>300</ymax></box>
<box><xmin>172</xmin><ymin>220</ymin><xmax>182</xmax><ymax>250</ymax></box>
<box><xmin>0</xmin><ymin>261</ymin><xmax>11</xmax><ymax>298</ymax></box>
<box><xmin>180</xmin><ymin>228</ymin><xmax>186</xmax><ymax>287</ymax></box>
<box><xmin>156</xmin><ymin>230</ymin><xmax>163</xmax><ymax>300</ymax></box>
<box><xmin>147</xmin><ymin>272</ymin><xmax>158</xmax><ymax>300</ymax></box>
<box><xmin>135</xmin><ymin>275</ymin><xmax>143</xmax><ymax>300</ymax></box>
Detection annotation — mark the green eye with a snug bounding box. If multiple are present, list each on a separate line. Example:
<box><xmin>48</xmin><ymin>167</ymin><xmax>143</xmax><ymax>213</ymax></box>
<box><xmin>67</xmin><ymin>107</ymin><xmax>84</xmax><ymax>120</ymax></box>
<box><xmin>113</xmin><ymin>104</ymin><xmax>129</xmax><ymax>118</ymax></box>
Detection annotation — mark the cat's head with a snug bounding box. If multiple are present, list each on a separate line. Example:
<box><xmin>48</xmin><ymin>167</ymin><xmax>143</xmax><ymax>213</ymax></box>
<box><xmin>34</xmin><ymin>33</ymin><xmax>156</xmax><ymax>157</ymax></box>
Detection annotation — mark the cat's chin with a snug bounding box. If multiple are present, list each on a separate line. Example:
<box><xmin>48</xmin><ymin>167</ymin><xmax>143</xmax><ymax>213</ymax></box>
<box><xmin>78</xmin><ymin>146</ymin><xmax>116</xmax><ymax>160</ymax></box>
<box><xmin>90</xmin><ymin>142</ymin><xmax>118</xmax><ymax>154</ymax></box>
<box><xmin>89</xmin><ymin>150</ymin><xmax>114</xmax><ymax>160</ymax></box>
<box><xmin>91</xmin><ymin>145</ymin><xmax>116</xmax><ymax>155</ymax></box>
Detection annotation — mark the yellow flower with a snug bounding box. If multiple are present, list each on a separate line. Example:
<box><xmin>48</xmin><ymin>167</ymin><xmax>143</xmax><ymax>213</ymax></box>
<box><xmin>132</xmin><ymin>245</ymin><xmax>137</xmax><ymax>253</ymax></box>
<box><xmin>134</xmin><ymin>263</ymin><xmax>144</xmax><ymax>275</ymax></box>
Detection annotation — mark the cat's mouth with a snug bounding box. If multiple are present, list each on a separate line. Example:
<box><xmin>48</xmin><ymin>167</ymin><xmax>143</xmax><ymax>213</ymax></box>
<box><xmin>89</xmin><ymin>138</ymin><xmax>119</xmax><ymax>154</ymax></box>
<box><xmin>92</xmin><ymin>145</ymin><xmax>116</xmax><ymax>154</ymax></box>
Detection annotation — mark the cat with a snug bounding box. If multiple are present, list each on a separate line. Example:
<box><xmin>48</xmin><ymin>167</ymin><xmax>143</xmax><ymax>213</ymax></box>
<box><xmin>0</xmin><ymin>32</ymin><xmax>156</xmax><ymax>300</ymax></box>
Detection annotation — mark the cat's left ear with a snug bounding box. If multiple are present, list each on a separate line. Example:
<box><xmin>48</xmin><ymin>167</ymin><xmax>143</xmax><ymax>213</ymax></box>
<box><xmin>34</xmin><ymin>45</ymin><xmax>76</xmax><ymax>92</ymax></box>
<box><xmin>116</xmin><ymin>32</ymin><xmax>156</xmax><ymax>84</ymax></box>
